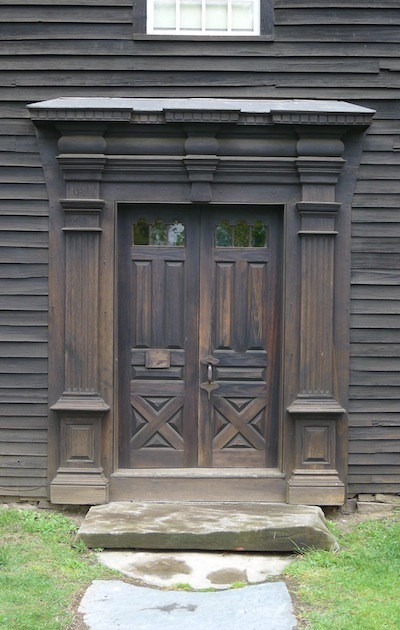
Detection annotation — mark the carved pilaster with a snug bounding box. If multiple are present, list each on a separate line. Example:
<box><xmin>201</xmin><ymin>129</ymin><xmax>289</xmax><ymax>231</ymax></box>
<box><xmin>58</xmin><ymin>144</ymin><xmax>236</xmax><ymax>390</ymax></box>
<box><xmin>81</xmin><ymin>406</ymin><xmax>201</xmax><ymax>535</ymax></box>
<box><xmin>289</xmin><ymin>201</ymin><xmax>345</xmax><ymax>413</ymax></box>
<box><xmin>50</xmin><ymin>123</ymin><xmax>109</xmax><ymax>504</ymax></box>
<box><xmin>287</xmin><ymin>131</ymin><xmax>347</xmax><ymax>505</ymax></box>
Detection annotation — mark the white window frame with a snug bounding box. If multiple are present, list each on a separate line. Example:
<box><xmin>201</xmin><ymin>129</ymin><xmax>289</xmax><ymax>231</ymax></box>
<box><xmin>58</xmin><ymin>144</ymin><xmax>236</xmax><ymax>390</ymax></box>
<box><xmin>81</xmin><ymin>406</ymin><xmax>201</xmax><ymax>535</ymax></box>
<box><xmin>147</xmin><ymin>0</ymin><xmax>261</xmax><ymax>36</ymax></box>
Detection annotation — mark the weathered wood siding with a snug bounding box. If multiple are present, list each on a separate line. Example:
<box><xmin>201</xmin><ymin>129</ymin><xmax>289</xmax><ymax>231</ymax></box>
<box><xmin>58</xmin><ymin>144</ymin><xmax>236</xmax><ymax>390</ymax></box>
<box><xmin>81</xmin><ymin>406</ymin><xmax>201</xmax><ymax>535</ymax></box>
<box><xmin>0</xmin><ymin>0</ymin><xmax>399</xmax><ymax>497</ymax></box>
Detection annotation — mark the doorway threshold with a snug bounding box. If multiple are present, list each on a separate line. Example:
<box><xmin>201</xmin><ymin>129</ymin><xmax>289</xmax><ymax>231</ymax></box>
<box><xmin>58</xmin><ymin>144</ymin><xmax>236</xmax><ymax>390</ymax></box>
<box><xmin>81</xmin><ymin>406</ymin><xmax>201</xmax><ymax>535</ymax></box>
<box><xmin>110</xmin><ymin>469</ymin><xmax>286</xmax><ymax>502</ymax></box>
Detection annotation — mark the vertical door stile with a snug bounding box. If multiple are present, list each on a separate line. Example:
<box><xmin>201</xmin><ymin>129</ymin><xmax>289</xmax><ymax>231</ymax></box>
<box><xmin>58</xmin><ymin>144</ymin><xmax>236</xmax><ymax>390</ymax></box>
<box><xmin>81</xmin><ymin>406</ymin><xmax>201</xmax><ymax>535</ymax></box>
<box><xmin>265</xmin><ymin>212</ymin><xmax>282</xmax><ymax>467</ymax></box>
<box><xmin>184</xmin><ymin>211</ymin><xmax>201</xmax><ymax>466</ymax></box>
<box><xmin>198</xmin><ymin>209</ymin><xmax>214</xmax><ymax>467</ymax></box>
<box><xmin>117</xmin><ymin>210</ymin><xmax>133</xmax><ymax>467</ymax></box>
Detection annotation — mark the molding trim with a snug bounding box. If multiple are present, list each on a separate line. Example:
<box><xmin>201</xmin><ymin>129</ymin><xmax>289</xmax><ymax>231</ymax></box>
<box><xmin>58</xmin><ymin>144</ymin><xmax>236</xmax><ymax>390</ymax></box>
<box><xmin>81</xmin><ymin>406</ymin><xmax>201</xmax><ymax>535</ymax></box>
<box><xmin>287</xmin><ymin>398</ymin><xmax>345</xmax><ymax>415</ymax></box>
<box><xmin>28</xmin><ymin>98</ymin><xmax>375</xmax><ymax>128</ymax></box>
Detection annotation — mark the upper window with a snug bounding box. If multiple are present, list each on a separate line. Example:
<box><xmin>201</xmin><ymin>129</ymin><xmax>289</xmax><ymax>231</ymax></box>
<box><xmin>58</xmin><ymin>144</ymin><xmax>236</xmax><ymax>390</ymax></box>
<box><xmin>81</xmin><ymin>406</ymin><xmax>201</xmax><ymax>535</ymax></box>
<box><xmin>133</xmin><ymin>219</ymin><xmax>186</xmax><ymax>246</ymax></box>
<box><xmin>148</xmin><ymin>0</ymin><xmax>260</xmax><ymax>36</ymax></box>
<box><xmin>216</xmin><ymin>220</ymin><xmax>268</xmax><ymax>247</ymax></box>
<box><xmin>133</xmin><ymin>0</ymin><xmax>274</xmax><ymax>38</ymax></box>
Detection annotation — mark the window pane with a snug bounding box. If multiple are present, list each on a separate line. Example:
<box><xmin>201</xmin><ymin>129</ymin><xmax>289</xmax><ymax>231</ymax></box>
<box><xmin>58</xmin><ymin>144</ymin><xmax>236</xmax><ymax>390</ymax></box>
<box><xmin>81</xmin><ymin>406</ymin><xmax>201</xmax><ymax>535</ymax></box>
<box><xmin>167</xmin><ymin>221</ymin><xmax>185</xmax><ymax>246</ymax></box>
<box><xmin>205</xmin><ymin>0</ymin><xmax>228</xmax><ymax>31</ymax></box>
<box><xmin>133</xmin><ymin>220</ymin><xmax>149</xmax><ymax>245</ymax></box>
<box><xmin>154</xmin><ymin>0</ymin><xmax>176</xmax><ymax>29</ymax></box>
<box><xmin>231</xmin><ymin>0</ymin><xmax>254</xmax><ymax>31</ymax></box>
<box><xmin>233</xmin><ymin>221</ymin><xmax>250</xmax><ymax>247</ymax></box>
<box><xmin>216</xmin><ymin>221</ymin><xmax>232</xmax><ymax>246</ymax></box>
<box><xmin>252</xmin><ymin>221</ymin><xmax>267</xmax><ymax>247</ymax></box>
<box><xmin>180</xmin><ymin>0</ymin><xmax>202</xmax><ymax>30</ymax></box>
<box><xmin>150</xmin><ymin>220</ymin><xmax>168</xmax><ymax>245</ymax></box>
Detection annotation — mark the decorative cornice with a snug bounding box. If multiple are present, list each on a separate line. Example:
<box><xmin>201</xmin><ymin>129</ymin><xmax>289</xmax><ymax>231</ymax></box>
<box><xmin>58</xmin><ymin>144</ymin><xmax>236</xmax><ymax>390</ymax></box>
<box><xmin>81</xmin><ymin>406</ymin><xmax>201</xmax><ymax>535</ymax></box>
<box><xmin>272</xmin><ymin>111</ymin><xmax>374</xmax><ymax>126</ymax></box>
<box><xmin>30</xmin><ymin>108</ymin><xmax>132</xmax><ymax>123</ymax></box>
<box><xmin>30</xmin><ymin>108</ymin><xmax>374</xmax><ymax>128</ymax></box>
<box><xmin>298</xmin><ymin>230</ymin><xmax>338</xmax><ymax>236</ymax></box>
<box><xmin>51</xmin><ymin>394</ymin><xmax>110</xmax><ymax>413</ymax></box>
<box><xmin>28</xmin><ymin>98</ymin><xmax>375</xmax><ymax>128</ymax></box>
<box><xmin>60</xmin><ymin>199</ymin><xmax>105</xmax><ymax>212</ymax></box>
<box><xmin>165</xmin><ymin>109</ymin><xmax>240</xmax><ymax>124</ymax></box>
<box><xmin>184</xmin><ymin>157</ymin><xmax>219</xmax><ymax>181</ymax></box>
<box><xmin>296</xmin><ymin>157</ymin><xmax>345</xmax><ymax>171</ymax></box>
<box><xmin>297</xmin><ymin>202</ymin><xmax>341</xmax><ymax>214</ymax></box>
<box><xmin>62</xmin><ymin>227</ymin><xmax>103</xmax><ymax>233</ymax></box>
<box><xmin>57</xmin><ymin>155</ymin><xmax>106</xmax><ymax>184</ymax></box>
<box><xmin>288</xmin><ymin>398</ymin><xmax>345</xmax><ymax>415</ymax></box>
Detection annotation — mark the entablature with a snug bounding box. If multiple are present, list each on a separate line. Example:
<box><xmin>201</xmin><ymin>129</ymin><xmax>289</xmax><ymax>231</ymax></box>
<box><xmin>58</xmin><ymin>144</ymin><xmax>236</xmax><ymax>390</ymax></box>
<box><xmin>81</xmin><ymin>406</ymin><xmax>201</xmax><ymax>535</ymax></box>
<box><xmin>29</xmin><ymin>97</ymin><xmax>375</xmax><ymax>127</ymax></box>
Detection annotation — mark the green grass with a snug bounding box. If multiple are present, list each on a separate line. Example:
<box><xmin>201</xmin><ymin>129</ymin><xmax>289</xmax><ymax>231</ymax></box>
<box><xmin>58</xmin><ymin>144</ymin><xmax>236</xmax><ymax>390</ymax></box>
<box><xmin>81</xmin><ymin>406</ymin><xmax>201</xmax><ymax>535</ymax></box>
<box><xmin>285</xmin><ymin>512</ymin><xmax>400</xmax><ymax>629</ymax></box>
<box><xmin>0</xmin><ymin>506</ymin><xmax>116</xmax><ymax>630</ymax></box>
<box><xmin>2</xmin><ymin>505</ymin><xmax>400</xmax><ymax>630</ymax></box>
<box><xmin>170</xmin><ymin>581</ymin><xmax>194</xmax><ymax>591</ymax></box>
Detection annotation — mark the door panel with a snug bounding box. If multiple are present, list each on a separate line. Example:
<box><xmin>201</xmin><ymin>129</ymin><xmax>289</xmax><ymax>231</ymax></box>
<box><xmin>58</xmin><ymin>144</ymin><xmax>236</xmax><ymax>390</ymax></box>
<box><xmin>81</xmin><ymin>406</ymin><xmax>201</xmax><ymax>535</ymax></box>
<box><xmin>118</xmin><ymin>208</ymin><xmax>199</xmax><ymax>468</ymax></box>
<box><xmin>118</xmin><ymin>205</ymin><xmax>281</xmax><ymax>469</ymax></box>
<box><xmin>198</xmin><ymin>208</ymin><xmax>281</xmax><ymax>467</ymax></box>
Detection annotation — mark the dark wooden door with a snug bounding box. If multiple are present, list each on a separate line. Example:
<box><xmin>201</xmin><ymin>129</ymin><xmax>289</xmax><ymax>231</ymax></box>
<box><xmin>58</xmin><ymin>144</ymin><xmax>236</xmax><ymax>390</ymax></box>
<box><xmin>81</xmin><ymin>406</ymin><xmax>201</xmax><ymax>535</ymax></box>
<box><xmin>118</xmin><ymin>205</ymin><xmax>282</xmax><ymax>469</ymax></box>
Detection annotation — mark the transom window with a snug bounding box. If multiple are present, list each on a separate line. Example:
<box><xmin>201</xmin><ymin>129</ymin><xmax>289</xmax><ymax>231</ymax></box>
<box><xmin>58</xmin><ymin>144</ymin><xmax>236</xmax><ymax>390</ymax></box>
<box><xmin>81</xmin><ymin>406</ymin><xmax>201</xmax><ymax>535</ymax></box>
<box><xmin>133</xmin><ymin>219</ymin><xmax>186</xmax><ymax>246</ymax></box>
<box><xmin>147</xmin><ymin>0</ymin><xmax>260</xmax><ymax>35</ymax></box>
<box><xmin>216</xmin><ymin>220</ymin><xmax>268</xmax><ymax>247</ymax></box>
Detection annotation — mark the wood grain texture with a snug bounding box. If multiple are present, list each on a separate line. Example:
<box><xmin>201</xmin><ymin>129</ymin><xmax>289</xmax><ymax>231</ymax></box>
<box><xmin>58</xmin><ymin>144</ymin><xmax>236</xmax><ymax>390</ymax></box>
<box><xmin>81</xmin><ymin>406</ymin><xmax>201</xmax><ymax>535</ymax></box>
<box><xmin>119</xmin><ymin>206</ymin><xmax>281</xmax><ymax>470</ymax></box>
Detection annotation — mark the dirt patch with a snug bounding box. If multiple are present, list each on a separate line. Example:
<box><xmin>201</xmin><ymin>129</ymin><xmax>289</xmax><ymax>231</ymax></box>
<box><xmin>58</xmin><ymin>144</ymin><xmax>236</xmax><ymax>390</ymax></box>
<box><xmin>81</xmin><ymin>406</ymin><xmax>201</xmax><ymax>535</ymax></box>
<box><xmin>66</xmin><ymin>589</ymin><xmax>89</xmax><ymax>630</ymax></box>
<box><xmin>323</xmin><ymin>505</ymin><xmax>399</xmax><ymax>534</ymax></box>
<box><xmin>135</xmin><ymin>558</ymin><xmax>191</xmax><ymax>578</ymax></box>
<box><xmin>206</xmin><ymin>568</ymin><xmax>247</xmax><ymax>584</ymax></box>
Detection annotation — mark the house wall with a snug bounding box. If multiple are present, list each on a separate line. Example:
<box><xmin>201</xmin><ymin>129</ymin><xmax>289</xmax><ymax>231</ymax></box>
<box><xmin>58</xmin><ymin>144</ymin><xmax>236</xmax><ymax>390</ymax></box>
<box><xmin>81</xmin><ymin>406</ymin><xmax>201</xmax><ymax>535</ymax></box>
<box><xmin>1</xmin><ymin>0</ymin><xmax>399</xmax><ymax>499</ymax></box>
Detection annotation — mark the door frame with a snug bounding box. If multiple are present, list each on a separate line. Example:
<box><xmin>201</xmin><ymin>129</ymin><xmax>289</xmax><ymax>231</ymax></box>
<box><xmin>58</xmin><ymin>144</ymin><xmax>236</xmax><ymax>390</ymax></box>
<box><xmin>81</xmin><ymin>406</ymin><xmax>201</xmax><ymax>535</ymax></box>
<box><xmin>28</xmin><ymin>97</ymin><xmax>374</xmax><ymax>506</ymax></box>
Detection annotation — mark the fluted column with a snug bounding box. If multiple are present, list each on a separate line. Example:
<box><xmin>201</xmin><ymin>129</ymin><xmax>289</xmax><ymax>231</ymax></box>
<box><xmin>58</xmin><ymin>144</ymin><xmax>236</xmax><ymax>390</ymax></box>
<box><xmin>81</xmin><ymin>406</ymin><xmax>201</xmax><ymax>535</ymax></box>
<box><xmin>287</xmin><ymin>130</ymin><xmax>347</xmax><ymax>505</ymax></box>
<box><xmin>50</xmin><ymin>125</ymin><xmax>109</xmax><ymax>505</ymax></box>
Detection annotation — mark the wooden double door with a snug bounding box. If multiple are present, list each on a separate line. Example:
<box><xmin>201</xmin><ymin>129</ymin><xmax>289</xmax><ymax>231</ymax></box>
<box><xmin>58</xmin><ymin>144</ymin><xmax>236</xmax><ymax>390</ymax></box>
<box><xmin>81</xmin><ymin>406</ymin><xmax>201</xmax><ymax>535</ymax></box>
<box><xmin>118</xmin><ymin>205</ymin><xmax>282</xmax><ymax>470</ymax></box>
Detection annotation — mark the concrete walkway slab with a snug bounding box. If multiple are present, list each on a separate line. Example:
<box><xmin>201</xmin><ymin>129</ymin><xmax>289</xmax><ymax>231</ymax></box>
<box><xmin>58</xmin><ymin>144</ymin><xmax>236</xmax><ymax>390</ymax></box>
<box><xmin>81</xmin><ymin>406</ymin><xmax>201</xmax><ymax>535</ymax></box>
<box><xmin>79</xmin><ymin>580</ymin><xmax>297</xmax><ymax>630</ymax></box>
<box><xmin>97</xmin><ymin>550</ymin><xmax>294</xmax><ymax>589</ymax></box>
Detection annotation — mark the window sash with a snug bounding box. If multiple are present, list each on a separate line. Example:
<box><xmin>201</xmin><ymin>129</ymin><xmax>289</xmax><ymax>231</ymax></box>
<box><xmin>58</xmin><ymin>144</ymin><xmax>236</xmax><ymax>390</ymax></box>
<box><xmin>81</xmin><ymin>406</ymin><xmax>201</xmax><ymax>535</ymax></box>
<box><xmin>147</xmin><ymin>0</ymin><xmax>260</xmax><ymax>36</ymax></box>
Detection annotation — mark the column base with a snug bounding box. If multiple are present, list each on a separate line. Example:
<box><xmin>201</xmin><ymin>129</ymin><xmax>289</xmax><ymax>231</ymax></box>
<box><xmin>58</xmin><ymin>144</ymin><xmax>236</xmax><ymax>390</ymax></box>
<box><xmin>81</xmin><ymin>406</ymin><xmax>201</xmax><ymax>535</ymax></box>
<box><xmin>286</xmin><ymin>471</ymin><xmax>345</xmax><ymax>506</ymax></box>
<box><xmin>50</xmin><ymin>471</ymin><xmax>109</xmax><ymax>505</ymax></box>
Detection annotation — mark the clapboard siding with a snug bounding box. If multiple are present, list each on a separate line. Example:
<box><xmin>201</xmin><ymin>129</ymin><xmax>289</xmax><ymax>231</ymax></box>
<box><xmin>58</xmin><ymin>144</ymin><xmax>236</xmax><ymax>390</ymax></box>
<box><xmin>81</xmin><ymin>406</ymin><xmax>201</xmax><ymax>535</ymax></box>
<box><xmin>0</xmin><ymin>18</ymin><xmax>49</xmax><ymax>495</ymax></box>
<box><xmin>1</xmin><ymin>58</ymin><xmax>381</xmax><ymax>73</ymax></box>
<box><xmin>0</xmin><ymin>1</ymin><xmax>399</xmax><ymax>499</ymax></box>
<box><xmin>350</xmin><ymin>108</ymin><xmax>400</xmax><ymax>493</ymax></box>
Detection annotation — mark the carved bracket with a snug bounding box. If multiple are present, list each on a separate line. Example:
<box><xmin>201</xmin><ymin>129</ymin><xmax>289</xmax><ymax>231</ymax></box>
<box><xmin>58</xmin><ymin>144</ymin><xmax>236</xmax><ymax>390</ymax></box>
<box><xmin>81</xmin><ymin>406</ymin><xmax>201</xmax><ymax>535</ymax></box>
<box><xmin>183</xmin><ymin>124</ymin><xmax>219</xmax><ymax>202</ymax></box>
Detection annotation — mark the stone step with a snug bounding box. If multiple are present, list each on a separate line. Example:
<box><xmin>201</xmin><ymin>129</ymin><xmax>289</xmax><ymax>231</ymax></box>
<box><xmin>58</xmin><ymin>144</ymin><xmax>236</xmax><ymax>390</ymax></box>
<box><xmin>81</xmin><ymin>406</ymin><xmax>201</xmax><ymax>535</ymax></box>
<box><xmin>78</xmin><ymin>502</ymin><xmax>338</xmax><ymax>552</ymax></box>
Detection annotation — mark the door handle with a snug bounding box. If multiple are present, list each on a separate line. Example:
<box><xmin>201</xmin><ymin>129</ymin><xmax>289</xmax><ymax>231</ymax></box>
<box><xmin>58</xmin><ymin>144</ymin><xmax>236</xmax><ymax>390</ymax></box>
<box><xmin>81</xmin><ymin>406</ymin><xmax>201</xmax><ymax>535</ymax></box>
<box><xmin>200</xmin><ymin>355</ymin><xmax>220</xmax><ymax>366</ymax></box>
<box><xmin>200</xmin><ymin>356</ymin><xmax>219</xmax><ymax>400</ymax></box>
